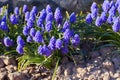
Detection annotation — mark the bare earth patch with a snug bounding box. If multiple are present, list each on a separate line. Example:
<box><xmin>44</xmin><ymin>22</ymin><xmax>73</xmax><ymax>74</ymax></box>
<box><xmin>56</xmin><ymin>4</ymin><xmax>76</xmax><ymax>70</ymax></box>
<box><xmin>0</xmin><ymin>47</ymin><xmax>120</xmax><ymax>80</ymax></box>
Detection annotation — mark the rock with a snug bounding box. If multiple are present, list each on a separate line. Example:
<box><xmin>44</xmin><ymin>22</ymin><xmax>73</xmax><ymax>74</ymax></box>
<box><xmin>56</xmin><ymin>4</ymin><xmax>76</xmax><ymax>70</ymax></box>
<box><xmin>22</xmin><ymin>70</ymin><xmax>29</xmax><ymax>74</ymax></box>
<box><xmin>86</xmin><ymin>63</ymin><xmax>94</xmax><ymax>72</ymax></box>
<box><xmin>8</xmin><ymin>72</ymin><xmax>27</xmax><ymax>80</ymax></box>
<box><xmin>30</xmin><ymin>73</ymin><xmax>41</xmax><ymax>80</ymax></box>
<box><xmin>0</xmin><ymin>58</ymin><xmax>5</xmax><ymax>68</ymax></box>
<box><xmin>0</xmin><ymin>72</ymin><xmax>8</xmax><ymax>80</ymax></box>
<box><xmin>54</xmin><ymin>0</ymin><xmax>104</xmax><ymax>12</ymax></box>
<box><xmin>0</xmin><ymin>0</ymin><xmax>104</xmax><ymax>14</ymax></box>
<box><xmin>61</xmin><ymin>56</ymin><xmax>69</xmax><ymax>64</ymax></box>
<box><xmin>102</xmin><ymin>72</ymin><xmax>110</xmax><ymax>80</ymax></box>
<box><xmin>102</xmin><ymin>59</ymin><xmax>114</xmax><ymax>71</ymax></box>
<box><xmin>93</xmin><ymin>57</ymin><xmax>103</xmax><ymax>67</ymax></box>
<box><xmin>72</xmin><ymin>55</ymin><xmax>83</xmax><ymax>64</ymax></box>
<box><xmin>99</xmin><ymin>47</ymin><xmax>112</xmax><ymax>59</ymax></box>
<box><xmin>6</xmin><ymin>65</ymin><xmax>17</xmax><ymax>73</ymax></box>
<box><xmin>75</xmin><ymin>67</ymin><xmax>87</xmax><ymax>78</ymax></box>
<box><xmin>0</xmin><ymin>68</ymin><xmax>7</xmax><ymax>73</ymax></box>
<box><xmin>116</xmin><ymin>78</ymin><xmax>120</xmax><ymax>80</ymax></box>
<box><xmin>64</xmin><ymin>66</ymin><xmax>73</xmax><ymax>76</ymax></box>
<box><xmin>112</xmin><ymin>58</ymin><xmax>120</xmax><ymax>70</ymax></box>
<box><xmin>113</xmin><ymin>73</ymin><xmax>120</xmax><ymax>78</ymax></box>
<box><xmin>88</xmin><ymin>75</ymin><xmax>96</xmax><ymax>80</ymax></box>
<box><xmin>89</xmin><ymin>51</ymin><xmax>100</xmax><ymax>58</ymax></box>
<box><xmin>3</xmin><ymin>56</ymin><xmax>16</xmax><ymax>65</ymax></box>
<box><xmin>109</xmin><ymin>71</ymin><xmax>114</xmax><ymax>78</ymax></box>
<box><xmin>56</xmin><ymin>66</ymin><xmax>62</xmax><ymax>75</ymax></box>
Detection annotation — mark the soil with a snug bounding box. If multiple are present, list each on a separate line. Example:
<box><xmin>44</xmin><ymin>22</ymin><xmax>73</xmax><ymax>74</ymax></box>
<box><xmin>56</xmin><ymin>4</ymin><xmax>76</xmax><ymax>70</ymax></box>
<box><xmin>0</xmin><ymin>47</ymin><xmax>120</xmax><ymax>80</ymax></box>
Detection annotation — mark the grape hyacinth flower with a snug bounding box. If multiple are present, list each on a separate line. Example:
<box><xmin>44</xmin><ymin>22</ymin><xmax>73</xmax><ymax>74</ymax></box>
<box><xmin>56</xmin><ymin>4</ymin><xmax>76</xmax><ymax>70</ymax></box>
<box><xmin>4</xmin><ymin>37</ymin><xmax>13</xmax><ymax>47</ymax></box>
<box><xmin>91</xmin><ymin>9</ymin><xmax>98</xmax><ymax>19</ymax></box>
<box><xmin>54</xmin><ymin>8</ymin><xmax>63</xmax><ymax>24</ymax></box>
<box><xmin>91</xmin><ymin>2</ymin><xmax>98</xmax><ymax>12</ymax></box>
<box><xmin>38</xmin><ymin>45</ymin><xmax>44</xmax><ymax>55</ymax></box>
<box><xmin>29</xmin><ymin>11</ymin><xmax>36</xmax><ymax>21</ymax></box>
<box><xmin>17</xmin><ymin>36</ymin><xmax>25</xmax><ymax>46</ymax></box>
<box><xmin>108</xmin><ymin>5</ymin><xmax>117</xmax><ymax>16</ymax></box>
<box><xmin>63</xmin><ymin>29</ymin><xmax>71</xmax><ymax>41</ymax></box>
<box><xmin>16</xmin><ymin>44</ymin><xmax>24</xmax><ymax>54</ymax></box>
<box><xmin>107</xmin><ymin>14</ymin><xmax>113</xmax><ymax>24</ymax></box>
<box><xmin>117</xmin><ymin>5</ymin><xmax>120</xmax><ymax>14</ymax></box>
<box><xmin>2</xmin><ymin>15</ymin><xmax>6</xmax><ymax>22</ymax></box>
<box><xmin>25</xmin><ymin>11</ymin><xmax>30</xmax><ymax>21</ymax></box>
<box><xmin>115</xmin><ymin>0</ymin><xmax>120</xmax><ymax>8</ymax></box>
<box><xmin>102</xmin><ymin>0</ymin><xmax>110</xmax><ymax>13</ymax></box>
<box><xmin>31</xmin><ymin>6</ymin><xmax>38</xmax><ymax>15</ymax></box>
<box><xmin>71</xmin><ymin>34</ymin><xmax>80</xmax><ymax>47</ymax></box>
<box><xmin>112</xmin><ymin>18</ymin><xmax>120</xmax><ymax>32</ymax></box>
<box><xmin>27</xmin><ymin>19</ymin><xmax>34</xmax><ymax>29</ymax></box>
<box><xmin>34</xmin><ymin>30</ymin><xmax>43</xmax><ymax>43</ymax></box>
<box><xmin>55</xmin><ymin>39</ymin><xmax>62</xmax><ymax>50</ymax></box>
<box><xmin>23</xmin><ymin>26</ymin><xmax>29</xmax><ymax>36</ymax></box>
<box><xmin>14</xmin><ymin>7</ymin><xmax>19</xmax><ymax>15</ymax></box>
<box><xmin>30</xmin><ymin>28</ymin><xmax>36</xmax><ymax>37</ymax></box>
<box><xmin>45</xmin><ymin>12</ymin><xmax>53</xmax><ymax>22</ymax></box>
<box><xmin>61</xmin><ymin>46</ymin><xmax>68</xmax><ymax>54</ymax></box>
<box><xmin>10</xmin><ymin>14</ymin><xmax>18</xmax><ymax>24</ymax></box>
<box><xmin>0</xmin><ymin>21</ymin><xmax>9</xmax><ymax>31</ymax></box>
<box><xmin>45</xmin><ymin>21</ymin><xmax>52</xmax><ymax>32</ymax></box>
<box><xmin>100</xmin><ymin>12</ymin><xmax>107</xmax><ymax>23</ymax></box>
<box><xmin>40</xmin><ymin>9</ymin><xmax>47</xmax><ymax>20</ymax></box>
<box><xmin>69</xmin><ymin>12</ymin><xmax>76</xmax><ymax>23</ymax></box>
<box><xmin>23</xmin><ymin>5</ymin><xmax>28</xmax><ymax>13</ymax></box>
<box><xmin>48</xmin><ymin>36</ymin><xmax>56</xmax><ymax>50</ymax></box>
<box><xmin>86</xmin><ymin>13</ymin><xmax>93</xmax><ymax>24</ymax></box>
<box><xmin>113</xmin><ymin>16</ymin><xmax>117</xmax><ymax>22</ymax></box>
<box><xmin>42</xmin><ymin>44</ymin><xmax>51</xmax><ymax>57</ymax></box>
<box><xmin>63</xmin><ymin>20</ymin><xmax>70</xmax><ymax>31</ymax></box>
<box><xmin>38</xmin><ymin>45</ymin><xmax>51</xmax><ymax>57</ymax></box>
<box><xmin>37</xmin><ymin>16</ymin><xmax>44</xmax><ymax>27</ymax></box>
<box><xmin>110</xmin><ymin>1</ymin><xmax>114</xmax><ymax>8</ymax></box>
<box><xmin>26</xmin><ymin>36</ymin><xmax>33</xmax><ymax>43</ymax></box>
<box><xmin>46</xmin><ymin>5</ymin><xmax>52</xmax><ymax>14</ymax></box>
<box><xmin>95</xmin><ymin>16</ymin><xmax>102</xmax><ymax>26</ymax></box>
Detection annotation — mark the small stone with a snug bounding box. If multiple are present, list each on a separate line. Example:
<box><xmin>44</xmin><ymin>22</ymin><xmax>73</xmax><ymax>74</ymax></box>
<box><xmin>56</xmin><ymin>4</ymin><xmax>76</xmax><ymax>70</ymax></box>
<box><xmin>99</xmin><ymin>47</ymin><xmax>112</xmax><ymax>54</ymax></box>
<box><xmin>6</xmin><ymin>65</ymin><xmax>17</xmax><ymax>73</ymax></box>
<box><xmin>56</xmin><ymin>66</ymin><xmax>62</xmax><ymax>75</ymax></box>
<box><xmin>113</xmin><ymin>73</ymin><xmax>120</xmax><ymax>78</ymax></box>
<box><xmin>102</xmin><ymin>72</ymin><xmax>110</xmax><ymax>80</ymax></box>
<box><xmin>0</xmin><ymin>72</ymin><xmax>8</xmax><ymax>80</ymax></box>
<box><xmin>109</xmin><ymin>71</ymin><xmax>114</xmax><ymax>77</ymax></box>
<box><xmin>102</xmin><ymin>59</ymin><xmax>114</xmax><ymax>71</ymax></box>
<box><xmin>8</xmin><ymin>72</ymin><xmax>27</xmax><ymax>80</ymax></box>
<box><xmin>112</xmin><ymin>58</ymin><xmax>120</xmax><ymax>69</ymax></box>
<box><xmin>88</xmin><ymin>75</ymin><xmax>96</xmax><ymax>80</ymax></box>
<box><xmin>93</xmin><ymin>57</ymin><xmax>103</xmax><ymax>67</ymax></box>
<box><xmin>89</xmin><ymin>51</ymin><xmax>100</xmax><ymax>58</ymax></box>
<box><xmin>86</xmin><ymin>64</ymin><xmax>94</xmax><ymax>72</ymax></box>
<box><xmin>22</xmin><ymin>70</ymin><xmax>29</xmax><ymax>74</ymax></box>
<box><xmin>116</xmin><ymin>78</ymin><xmax>120</xmax><ymax>80</ymax></box>
<box><xmin>0</xmin><ymin>68</ymin><xmax>7</xmax><ymax>72</ymax></box>
<box><xmin>3</xmin><ymin>56</ymin><xmax>16</xmax><ymax>65</ymax></box>
<box><xmin>28</xmin><ymin>67</ymin><xmax>35</xmax><ymax>74</ymax></box>
<box><xmin>64</xmin><ymin>67</ymin><xmax>73</xmax><ymax>76</ymax></box>
<box><xmin>0</xmin><ymin>58</ymin><xmax>5</xmax><ymax>68</ymax></box>
<box><xmin>76</xmin><ymin>67</ymin><xmax>87</xmax><ymax>78</ymax></box>
<box><xmin>61</xmin><ymin>56</ymin><xmax>69</xmax><ymax>64</ymax></box>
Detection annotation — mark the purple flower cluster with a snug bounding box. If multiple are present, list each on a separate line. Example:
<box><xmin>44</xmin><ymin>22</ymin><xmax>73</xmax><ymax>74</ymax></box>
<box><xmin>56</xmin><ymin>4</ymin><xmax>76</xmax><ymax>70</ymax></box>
<box><xmin>16</xmin><ymin>36</ymin><xmax>25</xmax><ymax>54</ymax></box>
<box><xmin>86</xmin><ymin>0</ymin><xmax>120</xmax><ymax>32</ymax></box>
<box><xmin>0</xmin><ymin>4</ymin><xmax>80</xmax><ymax>57</ymax></box>
<box><xmin>4</xmin><ymin>37</ymin><xmax>13</xmax><ymax>47</ymax></box>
